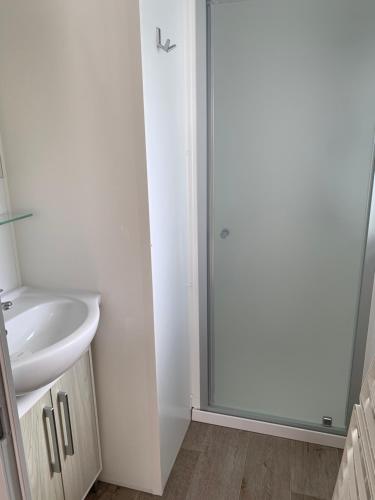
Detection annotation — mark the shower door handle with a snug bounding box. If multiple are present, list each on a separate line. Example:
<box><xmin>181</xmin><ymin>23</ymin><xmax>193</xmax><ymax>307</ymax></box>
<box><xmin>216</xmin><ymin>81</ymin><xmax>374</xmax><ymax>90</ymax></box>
<box><xmin>220</xmin><ymin>228</ymin><xmax>230</xmax><ymax>239</ymax></box>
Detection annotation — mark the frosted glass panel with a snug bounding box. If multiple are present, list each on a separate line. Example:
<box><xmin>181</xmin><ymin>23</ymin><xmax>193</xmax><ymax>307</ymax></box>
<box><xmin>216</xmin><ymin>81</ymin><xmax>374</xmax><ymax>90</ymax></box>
<box><xmin>209</xmin><ymin>0</ymin><xmax>375</xmax><ymax>430</ymax></box>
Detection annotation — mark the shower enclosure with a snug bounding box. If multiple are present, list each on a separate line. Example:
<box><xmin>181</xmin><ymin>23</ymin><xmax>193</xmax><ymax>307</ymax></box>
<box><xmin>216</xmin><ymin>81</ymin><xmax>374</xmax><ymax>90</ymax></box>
<box><xmin>202</xmin><ymin>0</ymin><xmax>375</xmax><ymax>434</ymax></box>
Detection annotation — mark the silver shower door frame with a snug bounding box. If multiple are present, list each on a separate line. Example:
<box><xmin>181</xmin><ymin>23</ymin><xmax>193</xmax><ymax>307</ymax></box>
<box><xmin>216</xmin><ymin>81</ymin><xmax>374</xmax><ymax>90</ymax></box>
<box><xmin>196</xmin><ymin>0</ymin><xmax>375</xmax><ymax>433</ymax></box>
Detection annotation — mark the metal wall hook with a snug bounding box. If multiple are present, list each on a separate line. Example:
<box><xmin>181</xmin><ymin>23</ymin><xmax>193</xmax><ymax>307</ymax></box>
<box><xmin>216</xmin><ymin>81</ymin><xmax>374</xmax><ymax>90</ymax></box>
<box><xmin>156</xmin><ymin>27</ymin><xmax>176</xmax><ymax>53</ymax></box>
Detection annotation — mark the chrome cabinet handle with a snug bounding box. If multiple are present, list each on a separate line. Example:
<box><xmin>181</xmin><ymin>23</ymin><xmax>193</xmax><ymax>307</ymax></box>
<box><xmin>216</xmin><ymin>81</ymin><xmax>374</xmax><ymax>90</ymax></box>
<box><xmin>57</xmin><ymin>391</ymin><xmax>74</xmax><ymax>456</ymax></box>
<box><xmin>43</xmin><ymin>407</ymin><xmax>62</xmax><ymax>473</ymax></box>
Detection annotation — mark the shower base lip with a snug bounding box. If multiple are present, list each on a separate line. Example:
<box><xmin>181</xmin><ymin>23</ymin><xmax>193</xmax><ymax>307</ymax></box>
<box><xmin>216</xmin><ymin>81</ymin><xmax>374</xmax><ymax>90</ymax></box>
<box><xmin>192</xmin><ymin>408</ymin><xmax>346</xmax><ymax>449</ymax></box>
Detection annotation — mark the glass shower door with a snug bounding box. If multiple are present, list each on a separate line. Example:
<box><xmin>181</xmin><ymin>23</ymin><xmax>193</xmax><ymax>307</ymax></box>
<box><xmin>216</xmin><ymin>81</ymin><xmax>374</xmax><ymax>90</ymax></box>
<box><xmin>208</xmin><ymin>0</ymin><xmax>375</xmax><ymax>431</ymax></box>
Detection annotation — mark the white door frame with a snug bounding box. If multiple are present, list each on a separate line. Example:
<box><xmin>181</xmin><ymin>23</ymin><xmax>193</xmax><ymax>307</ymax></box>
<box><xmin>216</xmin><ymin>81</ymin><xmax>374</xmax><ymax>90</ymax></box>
<box><xmin>187</xmin><ymin>0</ymin><xmax>208</xmax><ymax>411</ymax></box>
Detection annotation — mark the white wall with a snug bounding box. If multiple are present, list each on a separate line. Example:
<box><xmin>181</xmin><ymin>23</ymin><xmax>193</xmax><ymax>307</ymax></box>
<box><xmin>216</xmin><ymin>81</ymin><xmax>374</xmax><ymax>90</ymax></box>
<box><xmin>364</xmin><ymin>279</ymin><xmax>375</xmax><ymax>377</ymax></box>
<box><xmin>0</xmin><ymin>180</ymin><xmax>19</xmax><ymax>292</ymax></box>
<box><xmin>139</xmin><ymin>0</ymin><xmax>191</xmax><ymax>487</ymax></box>
<box><xmin>358</xmin><ymin>182</ymin><xmax>375</xmax><ymax>381</ymax></box>
<box><xmin>0</xmin><ymin>144</ymin><xmax>20</xmax><ymax>292</ymax></box>
<box><xmin>363</xmin><ymin>196</ymin><xmax>375</xmax><ymax>378</ymax></box>
<box><xmin>0</xmin><ymin>1</ymin><xmax>163</xmax><ymax>494</ymax></box>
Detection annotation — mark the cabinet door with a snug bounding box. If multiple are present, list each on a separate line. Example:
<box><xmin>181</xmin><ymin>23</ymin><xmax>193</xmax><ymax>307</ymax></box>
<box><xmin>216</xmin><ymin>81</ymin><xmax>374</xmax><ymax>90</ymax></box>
<box><xmin>20</xmin><ymin>391</ymin><xmax>65</xmax><ymax>500</ymax></box>
<box><xmin>51</xmin><ymin>351</ymin><xmax>101</xmax><ymax>500</ymax></box>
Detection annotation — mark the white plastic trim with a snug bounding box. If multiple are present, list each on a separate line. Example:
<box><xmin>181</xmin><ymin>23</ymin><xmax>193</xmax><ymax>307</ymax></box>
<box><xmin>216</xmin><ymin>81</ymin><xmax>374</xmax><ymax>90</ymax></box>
<box><xmin>192</xmin><ymin>409</ymin><xmax>346</xmax><ymax>449</ymax></box>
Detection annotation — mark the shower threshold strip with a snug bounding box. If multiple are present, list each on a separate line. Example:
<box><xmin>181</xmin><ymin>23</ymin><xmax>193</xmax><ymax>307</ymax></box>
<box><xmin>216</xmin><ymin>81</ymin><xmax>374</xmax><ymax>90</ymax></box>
<box><xmin>192</xmin><ymin>408</ymin><xmax>346</xmax><ymax>449</ymax></box>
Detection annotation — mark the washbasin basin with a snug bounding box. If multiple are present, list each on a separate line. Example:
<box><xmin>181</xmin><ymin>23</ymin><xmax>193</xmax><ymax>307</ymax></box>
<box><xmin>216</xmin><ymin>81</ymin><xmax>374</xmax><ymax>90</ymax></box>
<box><xmin>2</xmin><ymin>287</ymin><xmax>100</xmax><ymax>395</ymax></box>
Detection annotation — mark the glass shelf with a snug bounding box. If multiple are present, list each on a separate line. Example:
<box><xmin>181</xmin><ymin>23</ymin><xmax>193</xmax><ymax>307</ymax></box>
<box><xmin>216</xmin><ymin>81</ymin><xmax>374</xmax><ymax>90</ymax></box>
<box><xmin>0</xmin><ymin>212</ymin><xmax>33</xmax><ymax>226</ymax></box>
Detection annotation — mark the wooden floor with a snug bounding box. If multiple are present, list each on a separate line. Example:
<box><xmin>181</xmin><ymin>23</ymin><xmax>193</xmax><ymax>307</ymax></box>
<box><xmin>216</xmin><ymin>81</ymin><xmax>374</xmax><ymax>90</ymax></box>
<box><xmin>86</xmin><ymin>422</ymin><xmax>342</xmax><ymax>500</ymax></box>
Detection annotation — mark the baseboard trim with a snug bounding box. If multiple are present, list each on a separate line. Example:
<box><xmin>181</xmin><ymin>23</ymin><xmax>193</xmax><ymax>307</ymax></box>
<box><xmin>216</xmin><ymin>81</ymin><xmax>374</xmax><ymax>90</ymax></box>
<box><xmin>192</xmin><ymin>409</ymin><xmax>346</xmax><ymax>449</ymax></box>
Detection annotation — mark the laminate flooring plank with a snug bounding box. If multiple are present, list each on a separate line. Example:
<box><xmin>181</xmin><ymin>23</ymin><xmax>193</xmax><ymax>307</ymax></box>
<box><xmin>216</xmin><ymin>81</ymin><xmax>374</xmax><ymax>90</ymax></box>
<box><xmin>137</xmin><ymin>448</ymin><xmax>200</xmax><ymax>500</ymax></box>
<box><xmin>186</xmin><ymin>425</ymin><xmax>249</xmax><ymax>500</ymax></box>
<box><xmin>112</xmin><ymin>487</ymin><xmax>140</xmax><ymax>500</ymax></box>
<box><xmin>291</xmin><ymin>441</ymin><xmax>340</xmax><ymax>500</ymax></box>
<box><xmin>182</xmin><ymin>422</ymin><xmax>211</xmax><ymax>453</ymax></box>
<box><xmin>86</xmin><ymin>482</ymin><xmax>137</xmax><ymax>500</ymax></box>
<box><xmin>87</xmin><ymin>424</ymin><xmax>343</xmax><ymax>500</ymax></box>
<box><xmin>291</xmin><ymin>494</ymin><xmax>322</xmax><ymax>500</ymax></box>
<box><xmin>239</xmin><ymin>433</ymin><xmax>292</xmax><ymax>500</ymax></box>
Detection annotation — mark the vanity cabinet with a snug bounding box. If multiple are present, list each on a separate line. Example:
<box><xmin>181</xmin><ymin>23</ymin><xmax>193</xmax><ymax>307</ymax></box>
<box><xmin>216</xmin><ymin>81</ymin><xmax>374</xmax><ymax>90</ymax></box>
<box><xmin>20</xmin><ymin>351</ymin><xmax>101</xmax><ymax>500</ymax></box>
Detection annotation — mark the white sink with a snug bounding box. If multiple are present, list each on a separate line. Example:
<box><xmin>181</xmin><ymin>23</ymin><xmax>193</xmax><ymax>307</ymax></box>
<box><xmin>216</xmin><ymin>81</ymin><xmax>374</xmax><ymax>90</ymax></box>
<box><xmin>2</xmin><ymin>287</ymin><xmax>100</xmax><ymax>395</ymax></box>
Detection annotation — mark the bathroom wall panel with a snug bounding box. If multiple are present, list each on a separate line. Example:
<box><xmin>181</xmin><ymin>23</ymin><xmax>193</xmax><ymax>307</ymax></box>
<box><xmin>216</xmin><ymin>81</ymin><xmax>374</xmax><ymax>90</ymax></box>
<box><xmin>0</xmin><ymin>178</ymin><xmax>19</xmax><ymax>292</ymax></box>
<box><xmin>364</xmin><ymin>279</ymin><xmax>375</xmax><ymax>378</ymax></box>
<box><xmin>0</xmin><ymin>140</ymin><xmax>20</xmax><ymax>291</ymax></box>
<box><xmin>0</xmin><ymin>1</ymin><xmax>162</xmax><ymax>494</ymax></box>
<box><xmin>139</xmin><ymin>0</ymin><xmax>191</xmax><ymax>488</ymax></box>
